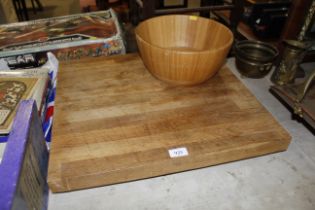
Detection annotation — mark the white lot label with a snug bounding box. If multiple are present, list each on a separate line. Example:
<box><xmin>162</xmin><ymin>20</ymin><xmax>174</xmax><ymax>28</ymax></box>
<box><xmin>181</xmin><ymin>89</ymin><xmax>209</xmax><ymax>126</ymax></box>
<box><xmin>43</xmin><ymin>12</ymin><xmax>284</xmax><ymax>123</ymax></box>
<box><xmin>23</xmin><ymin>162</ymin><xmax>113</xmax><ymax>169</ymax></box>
<box><xmin>168</xmin><ymin>147</ymin><xmax>189</xmax><ymax>158</ymax></box>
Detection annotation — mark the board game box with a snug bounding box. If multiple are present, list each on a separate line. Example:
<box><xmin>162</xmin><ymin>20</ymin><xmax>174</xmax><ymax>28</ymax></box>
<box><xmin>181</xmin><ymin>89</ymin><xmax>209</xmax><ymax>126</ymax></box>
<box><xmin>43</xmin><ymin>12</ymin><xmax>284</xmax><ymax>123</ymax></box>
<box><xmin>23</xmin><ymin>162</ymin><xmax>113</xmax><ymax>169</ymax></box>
<box><xmin>0</xmin><ymin>69</ymin><xmax>50</xmax><ymax>134</ymax></box>
<box><xmin>0</xmin><ymin>9</ymin><xmax>126</xmax><ymax>69</ymax></box>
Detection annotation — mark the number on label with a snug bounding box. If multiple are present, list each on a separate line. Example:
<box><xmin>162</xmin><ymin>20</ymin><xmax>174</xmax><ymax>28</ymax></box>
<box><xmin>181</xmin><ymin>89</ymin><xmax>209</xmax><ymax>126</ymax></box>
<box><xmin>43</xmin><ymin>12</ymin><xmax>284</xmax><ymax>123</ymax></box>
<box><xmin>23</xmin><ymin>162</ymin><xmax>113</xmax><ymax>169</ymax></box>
<box><xmin>168</xmin><ymin>147</ymin><xmax>189</xmax><ymax>158</ymax></box>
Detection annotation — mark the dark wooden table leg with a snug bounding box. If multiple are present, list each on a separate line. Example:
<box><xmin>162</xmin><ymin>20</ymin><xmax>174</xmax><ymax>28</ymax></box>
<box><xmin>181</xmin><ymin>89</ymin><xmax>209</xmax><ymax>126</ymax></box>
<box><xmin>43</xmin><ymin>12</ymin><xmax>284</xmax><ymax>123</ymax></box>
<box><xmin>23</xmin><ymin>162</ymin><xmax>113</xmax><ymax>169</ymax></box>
<box><xmin>34</xmin><ymin>0</ymin><xmax>43</xmax><ymax>11</ymax></box>
<box><xmin>21</xmin><ymin>0</ymin><xmax>29</xmax><ymax>20</ymax></box>
<box><xmin>142</xmin><ymin>0</ymin><xmax>155</xmax><ymax>19</ymax></box>
<box><xmin>129</xmin><ymin>0</ymin><xmax>140</xmax><ymax>25</ymax></box>
<box><xmin>12</xmin><ymin>0</ymin><xmax>22</xmax><ymax>21</ymax></box>
<box><xmin>30</xmin><ymin>0</ymin><xmax>37</xmax><ymax>14</ymax></box>
<box><xmin>200</xmin><ymin>0</ymin><xmax>211</xmax><ymax>17</ymax></box>
<box><xmin>229</xmin><ymin>0</ymin><xmax>244</xmax><ymax>39</ymax></box>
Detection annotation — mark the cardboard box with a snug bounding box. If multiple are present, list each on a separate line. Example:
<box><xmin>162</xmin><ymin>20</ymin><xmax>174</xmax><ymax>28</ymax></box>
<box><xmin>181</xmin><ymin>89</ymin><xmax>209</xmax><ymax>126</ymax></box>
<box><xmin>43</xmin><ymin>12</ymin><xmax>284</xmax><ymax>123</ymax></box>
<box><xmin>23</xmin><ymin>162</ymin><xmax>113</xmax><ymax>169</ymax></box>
<box><xmin>0</xmin><ymin>52</ymin><xmax>59</xmax><ymax>143</ymax></box>
<box><xmin>0</xmin><ymin>9</ymin><xmax>126</xmax><ymax>69</ymax></box>
<box><xmin>0</xmin><ymin>100</ymin><xmax>49</xmax><ymax>210</ymax></box>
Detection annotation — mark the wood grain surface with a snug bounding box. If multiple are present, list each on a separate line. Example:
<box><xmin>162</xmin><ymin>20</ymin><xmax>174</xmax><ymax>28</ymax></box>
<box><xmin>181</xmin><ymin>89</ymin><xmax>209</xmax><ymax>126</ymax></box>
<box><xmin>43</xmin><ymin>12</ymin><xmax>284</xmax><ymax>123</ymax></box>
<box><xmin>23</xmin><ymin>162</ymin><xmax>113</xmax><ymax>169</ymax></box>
<box><xmin>135</xmin><ymin>15</ymin><xmax>233</xmax><ymax>85</ymax></box>
<box><xmin>48</xmin><ymin>53</ymin><xmax>291</xmax><ymax>192</ymax></box>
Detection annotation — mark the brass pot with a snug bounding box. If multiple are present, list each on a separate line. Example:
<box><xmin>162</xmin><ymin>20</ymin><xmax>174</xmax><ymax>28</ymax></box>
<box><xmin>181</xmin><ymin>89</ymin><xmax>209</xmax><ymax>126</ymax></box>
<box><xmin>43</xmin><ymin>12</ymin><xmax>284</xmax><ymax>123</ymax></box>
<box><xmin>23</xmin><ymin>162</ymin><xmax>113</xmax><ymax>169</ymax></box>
<box><xmin>235</xmin><ymin>40</ymin><xmax>279</xmax><ymax>78</ymax></box>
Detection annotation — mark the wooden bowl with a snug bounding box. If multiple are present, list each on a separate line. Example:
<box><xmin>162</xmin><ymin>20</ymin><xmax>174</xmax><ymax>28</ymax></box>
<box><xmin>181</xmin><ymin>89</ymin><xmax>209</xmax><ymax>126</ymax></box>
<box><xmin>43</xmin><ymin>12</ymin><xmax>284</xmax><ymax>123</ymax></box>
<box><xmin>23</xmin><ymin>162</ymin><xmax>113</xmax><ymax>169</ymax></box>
<box><xmin>135</xmin><ymin>15</ymin><xmax>233</xmax><ymax>85</ymax></box>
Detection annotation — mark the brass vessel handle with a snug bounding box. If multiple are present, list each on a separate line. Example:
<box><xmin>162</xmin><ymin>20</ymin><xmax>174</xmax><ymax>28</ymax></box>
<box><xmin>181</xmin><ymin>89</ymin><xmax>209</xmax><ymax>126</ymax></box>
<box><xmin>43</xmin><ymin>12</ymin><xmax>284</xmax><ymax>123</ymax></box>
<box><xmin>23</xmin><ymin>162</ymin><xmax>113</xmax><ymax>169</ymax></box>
<box><xmin>289</xmin><ymin>69</ymin><xmax>315</xmax><ymax>117</ymax></box>
<box><xmin>295</xmin><ymin>69</ymin><xmax>315</xmax><ymax>102</ymax></box>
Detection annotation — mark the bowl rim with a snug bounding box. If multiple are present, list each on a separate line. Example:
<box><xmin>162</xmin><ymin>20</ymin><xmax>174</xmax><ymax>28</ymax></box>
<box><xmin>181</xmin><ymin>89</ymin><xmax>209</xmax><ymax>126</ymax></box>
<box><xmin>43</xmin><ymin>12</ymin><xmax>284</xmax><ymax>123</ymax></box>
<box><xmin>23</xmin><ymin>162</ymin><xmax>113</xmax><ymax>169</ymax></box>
<box><xmin>234</xmin><ymin>40</ymin><xmax>279</xmax><ymax>62</ymax></box>
<box><xmin>135</xmin><ymin>14</ymin><xmax>234</xmax><ymax>53</ymax></box>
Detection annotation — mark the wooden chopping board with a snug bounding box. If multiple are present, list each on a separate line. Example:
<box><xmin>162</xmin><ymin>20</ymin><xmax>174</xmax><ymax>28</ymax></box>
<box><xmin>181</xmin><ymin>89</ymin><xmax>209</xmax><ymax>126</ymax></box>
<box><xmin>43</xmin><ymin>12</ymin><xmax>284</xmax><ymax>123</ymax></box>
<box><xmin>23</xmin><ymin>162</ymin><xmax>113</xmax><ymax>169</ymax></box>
<box><xmin>48</xmin><ymin>53</ymin><xmax>291</xmax><ymax>192</ymax></box>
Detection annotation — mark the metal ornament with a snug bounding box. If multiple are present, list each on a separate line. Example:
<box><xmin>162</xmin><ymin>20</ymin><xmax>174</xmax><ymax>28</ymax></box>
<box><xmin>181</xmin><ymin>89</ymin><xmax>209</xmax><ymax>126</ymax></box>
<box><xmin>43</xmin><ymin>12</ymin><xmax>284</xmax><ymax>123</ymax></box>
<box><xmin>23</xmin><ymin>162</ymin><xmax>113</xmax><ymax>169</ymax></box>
<box><xmin>271</xmin><ymin>40</ymin><xmax>311</xmax><ymax>85</ymax></box>
<box><xmin>298</xmin><ymin>0</ymin><xmax>315</xmax><ymax>41</ymax></box>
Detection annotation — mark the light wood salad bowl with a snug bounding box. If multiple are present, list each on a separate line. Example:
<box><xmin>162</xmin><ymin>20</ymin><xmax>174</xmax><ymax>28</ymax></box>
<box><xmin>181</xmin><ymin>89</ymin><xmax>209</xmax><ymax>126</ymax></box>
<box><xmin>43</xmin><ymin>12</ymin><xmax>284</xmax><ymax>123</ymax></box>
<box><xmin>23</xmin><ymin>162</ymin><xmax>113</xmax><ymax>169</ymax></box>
<box><xmin>135</xmin><ymin>15</ymin><xmax>233</xmax><ymax>85</ymax></box>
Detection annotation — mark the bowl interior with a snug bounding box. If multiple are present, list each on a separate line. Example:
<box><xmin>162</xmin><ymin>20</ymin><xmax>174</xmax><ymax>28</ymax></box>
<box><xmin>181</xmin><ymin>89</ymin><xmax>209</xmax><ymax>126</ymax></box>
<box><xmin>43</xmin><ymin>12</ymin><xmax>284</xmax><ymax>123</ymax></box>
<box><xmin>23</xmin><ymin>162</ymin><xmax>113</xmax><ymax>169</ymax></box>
<box><xmin>135</xmin><ymin>15</ymin><xmax>233</xmax><ymax>52</ymax></box>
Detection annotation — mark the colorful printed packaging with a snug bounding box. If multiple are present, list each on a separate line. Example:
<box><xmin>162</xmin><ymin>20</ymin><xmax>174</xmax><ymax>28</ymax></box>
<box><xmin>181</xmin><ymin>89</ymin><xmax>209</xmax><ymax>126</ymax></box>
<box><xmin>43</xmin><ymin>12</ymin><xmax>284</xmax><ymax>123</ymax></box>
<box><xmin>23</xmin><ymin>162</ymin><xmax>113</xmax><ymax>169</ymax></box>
<box><xmin>0</xmin><ymin>9</ymin><xmax>126</xmax><ymax>69</ymax></box>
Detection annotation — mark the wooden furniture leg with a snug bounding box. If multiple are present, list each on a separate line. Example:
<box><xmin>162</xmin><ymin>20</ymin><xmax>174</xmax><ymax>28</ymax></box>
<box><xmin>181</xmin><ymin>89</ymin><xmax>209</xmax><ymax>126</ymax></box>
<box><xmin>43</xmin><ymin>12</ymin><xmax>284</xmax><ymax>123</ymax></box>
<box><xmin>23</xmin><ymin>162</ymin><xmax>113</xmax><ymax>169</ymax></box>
<box><xmin>229</xmin><ymin>0</ymin><xmax>244</xmax><ymax>37</ymax></box>
<box><xmin>34</xmin><ymin>0</ymin><xmax>43</xmax><ymax>11</ymax></box>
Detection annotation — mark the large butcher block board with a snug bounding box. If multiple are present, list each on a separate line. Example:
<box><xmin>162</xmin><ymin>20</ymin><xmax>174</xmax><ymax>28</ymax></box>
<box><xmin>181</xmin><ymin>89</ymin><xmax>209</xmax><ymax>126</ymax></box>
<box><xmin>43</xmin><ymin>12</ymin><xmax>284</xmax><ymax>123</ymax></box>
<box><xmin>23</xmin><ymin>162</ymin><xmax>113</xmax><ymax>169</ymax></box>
<box><xmin>48</xmin><ymin>54</ymin><xmax>291</xmax><ymax>192</ymax></box>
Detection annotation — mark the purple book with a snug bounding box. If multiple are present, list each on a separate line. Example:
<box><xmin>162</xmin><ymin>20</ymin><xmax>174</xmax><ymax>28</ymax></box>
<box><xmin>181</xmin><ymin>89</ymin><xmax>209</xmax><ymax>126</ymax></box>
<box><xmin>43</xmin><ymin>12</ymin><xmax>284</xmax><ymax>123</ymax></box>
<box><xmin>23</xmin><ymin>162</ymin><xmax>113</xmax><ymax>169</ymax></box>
<box><xmin>0</xmin><ymin>100</ymin><xmax>49</xmax><ymax>210</ymax></box>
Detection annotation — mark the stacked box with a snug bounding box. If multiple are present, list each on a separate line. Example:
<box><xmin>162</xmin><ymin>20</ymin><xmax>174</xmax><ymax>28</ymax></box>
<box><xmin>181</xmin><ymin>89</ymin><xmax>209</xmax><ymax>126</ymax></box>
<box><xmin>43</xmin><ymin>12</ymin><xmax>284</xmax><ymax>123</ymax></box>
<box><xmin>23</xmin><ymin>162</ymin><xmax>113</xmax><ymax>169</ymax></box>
<box><xmin>0</xmin><ymin>52</ymin><xmax>59</xmax><ymax>144</ymax></box>
<box><xmin>0</xmin><ymin>9</ymin><xmax>126</xmax><ymax>69</ymax></box>
<box><xmin>0</xmin><ymin>100</ymin><xmax>49</xmax><ymax>210</ymax></box>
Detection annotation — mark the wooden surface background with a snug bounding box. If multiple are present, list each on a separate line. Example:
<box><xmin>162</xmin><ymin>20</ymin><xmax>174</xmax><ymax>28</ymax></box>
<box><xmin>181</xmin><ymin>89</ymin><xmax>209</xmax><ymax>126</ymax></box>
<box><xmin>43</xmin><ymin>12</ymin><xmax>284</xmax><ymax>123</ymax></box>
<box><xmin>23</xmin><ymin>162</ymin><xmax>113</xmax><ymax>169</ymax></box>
<box><xmin>48</xmin><ymin>53</ymin><xmax>291</xmax><ymax>192</ymax></box>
